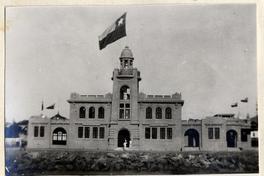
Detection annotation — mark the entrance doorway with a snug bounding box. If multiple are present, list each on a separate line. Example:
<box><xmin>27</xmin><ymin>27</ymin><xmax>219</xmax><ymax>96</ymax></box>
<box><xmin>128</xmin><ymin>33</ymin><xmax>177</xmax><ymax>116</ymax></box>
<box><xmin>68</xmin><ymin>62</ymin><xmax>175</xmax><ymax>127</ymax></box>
<box><xmin>184</xmin><ymin>129</ymin><xmax>200</xmax><ymax>147</ymax></box>
<box><xmin>226</xmin><ymin>130</ymin><xmax>237</xmax><ymax>147</ymax></box>
<box><xmin>118</xmin><ymin>128</ymin><xmax>130</xmax><ymax>147</ymax></box>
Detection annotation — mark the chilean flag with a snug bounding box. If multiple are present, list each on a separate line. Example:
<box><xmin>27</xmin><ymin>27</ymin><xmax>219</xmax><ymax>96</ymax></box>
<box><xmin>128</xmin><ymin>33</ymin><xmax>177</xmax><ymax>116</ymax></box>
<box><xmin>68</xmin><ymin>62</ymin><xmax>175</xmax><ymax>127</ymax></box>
<box><xmin>99</xmin><ymin>13</ymin><xmax>127</xmax><ymax>50</ymax></box>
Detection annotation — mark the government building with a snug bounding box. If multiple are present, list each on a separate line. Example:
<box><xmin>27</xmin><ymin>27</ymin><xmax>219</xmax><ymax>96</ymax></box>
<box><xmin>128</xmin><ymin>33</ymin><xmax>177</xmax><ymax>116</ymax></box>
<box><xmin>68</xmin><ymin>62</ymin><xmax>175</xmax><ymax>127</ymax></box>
<box><xmin>28</xmin><ymin>46</ymin><xmax>257</xmax><ymax>151</ymax></box>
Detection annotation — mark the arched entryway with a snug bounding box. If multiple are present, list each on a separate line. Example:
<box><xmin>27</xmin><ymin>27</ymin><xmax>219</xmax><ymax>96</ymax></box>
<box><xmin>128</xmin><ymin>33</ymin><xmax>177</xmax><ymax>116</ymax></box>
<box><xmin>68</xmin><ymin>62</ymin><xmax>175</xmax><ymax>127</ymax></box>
<box><xmin>226</xmin><ymin>130</ymin><xmax>237</xmax><ymax>147</ymax></box>
<box><xmin>118</xmin><ymin>128</ymin><xmax>130</xmax><ymax>147</ymax></box>
<box><xmin>184</xmin><ymin>129</ymin><xmax>200</xmax><ymax>147</ymax></box>
<box><xmin>52</xmin><ymin>127</ymin><xmax>67</xmax><ymax>145</ymax></box>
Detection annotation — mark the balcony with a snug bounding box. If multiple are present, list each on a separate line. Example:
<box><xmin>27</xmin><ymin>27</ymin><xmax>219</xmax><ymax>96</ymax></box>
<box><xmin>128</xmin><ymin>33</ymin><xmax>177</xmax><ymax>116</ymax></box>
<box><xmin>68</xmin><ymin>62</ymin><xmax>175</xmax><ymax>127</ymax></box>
<box><xmin>118</xmin><ymin>69</ymin><xmax>133</xmax><ymax>75</ymax></box>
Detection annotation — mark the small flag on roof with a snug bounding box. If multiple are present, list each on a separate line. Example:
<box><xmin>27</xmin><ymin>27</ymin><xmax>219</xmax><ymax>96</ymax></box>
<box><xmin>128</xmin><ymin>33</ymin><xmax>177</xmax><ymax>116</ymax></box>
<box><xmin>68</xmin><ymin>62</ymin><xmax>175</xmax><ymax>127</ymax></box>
<box><xmin>99</xmin><ymin>13</ymin><xmax>127</xmax><ymax>50</ymax></box>
<box><xmin>41</xmin><ymin>101</ymin><xmax>44</xmax><ymax>111</ymax></box>
<box><xmin>231</xmin><ymin>102</ymin><xmax>238</xmax><ymax>108</ymax></box>
<box><xmin>241</xmin><ymin>97</ymin><xmax>248</xmax><ymax>103</ymax></box>
<box><xmin>46</xmin><ymin>104</ymin><xmax>55</xmax><ymax>109</ymax></box>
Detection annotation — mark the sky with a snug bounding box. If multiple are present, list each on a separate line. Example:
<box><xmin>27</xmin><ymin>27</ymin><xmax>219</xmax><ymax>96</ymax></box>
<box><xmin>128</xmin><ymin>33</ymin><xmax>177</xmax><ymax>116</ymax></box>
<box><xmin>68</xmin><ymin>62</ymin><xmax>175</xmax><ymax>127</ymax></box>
<box><xmin>5</xmin><ymin>4</ymin><xmax>257</xmax><ymax>122</ymax></box>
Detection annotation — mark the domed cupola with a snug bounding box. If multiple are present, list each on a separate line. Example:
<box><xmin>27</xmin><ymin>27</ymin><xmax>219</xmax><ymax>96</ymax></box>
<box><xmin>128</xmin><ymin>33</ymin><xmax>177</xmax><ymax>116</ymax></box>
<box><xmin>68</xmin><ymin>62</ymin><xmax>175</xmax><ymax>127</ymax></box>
<box><xmin>120</xmin><ymin>46</ymin><xmax>134</xmax><ymax>69</ymax></box>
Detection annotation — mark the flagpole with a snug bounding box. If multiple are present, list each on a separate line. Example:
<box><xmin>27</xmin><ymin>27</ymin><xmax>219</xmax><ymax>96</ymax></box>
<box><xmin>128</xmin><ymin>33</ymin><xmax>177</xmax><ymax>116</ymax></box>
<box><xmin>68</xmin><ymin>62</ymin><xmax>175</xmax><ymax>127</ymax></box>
<box><xmin>40</xmin><ymin>99</ymin><xmax>46</xmax><ymax>118</ymax></box>
<box><xmin>57</xmin><ymin>98</ymin><xmax>60</xmax><ymax>114</ymax></box>
<box><xmin>41</xmin><ymin>100</ymin><xmax>43</xmax><ymax>115</ymax></box>
<box><xmin>237</xmin><ymin>103</ymin><xmax>240</xmax><ymax>119</ymax></box>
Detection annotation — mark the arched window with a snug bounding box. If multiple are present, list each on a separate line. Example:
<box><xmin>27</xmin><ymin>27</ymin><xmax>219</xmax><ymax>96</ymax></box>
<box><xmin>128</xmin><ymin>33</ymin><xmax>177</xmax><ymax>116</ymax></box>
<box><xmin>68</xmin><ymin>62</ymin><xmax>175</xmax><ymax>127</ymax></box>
<box><xmin>165</xmin><ymin>107</ymin><xmax>172</xmax><ymax>119</ymax></box>
<box><xmin>146</xmin><ymin>107</ymin><xmax>152</xmax><ymax>119</ymax></box>
<box><xmin>79</xmin><ymin>107</ymin><xmax>86</xmax><ymax>118</ymax></box>
<box><xmin>98</xmin><ymin>107</ymin><xmax>104</xmax><ymax>119</ymax></box>
<box><xmin>52</xmin><ymin>127</ymin><xmax>67</xmax><ymax>145</ymax></box>
<box><xmin>89</xmin><ymin>107</ymin><xmax>95</xmax><ymax>118</ymax></box>
<box><xmin>120</xmin><ymin>86</ymin><xmax>130</xmax><ymax>100</ymax></box>
<box><xmin>156</xmin><ymin>107</ymin><xmax>162</xmax><ymax>119</ymax></box>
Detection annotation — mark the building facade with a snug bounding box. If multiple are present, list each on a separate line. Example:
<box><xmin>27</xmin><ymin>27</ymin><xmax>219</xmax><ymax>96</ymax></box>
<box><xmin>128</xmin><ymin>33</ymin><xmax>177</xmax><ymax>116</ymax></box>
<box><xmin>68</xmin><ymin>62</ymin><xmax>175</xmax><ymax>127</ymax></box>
<box><xmin>27</xmin><ymin>46</ymin><xmax>256</xmax><ymax>151</ymax></box>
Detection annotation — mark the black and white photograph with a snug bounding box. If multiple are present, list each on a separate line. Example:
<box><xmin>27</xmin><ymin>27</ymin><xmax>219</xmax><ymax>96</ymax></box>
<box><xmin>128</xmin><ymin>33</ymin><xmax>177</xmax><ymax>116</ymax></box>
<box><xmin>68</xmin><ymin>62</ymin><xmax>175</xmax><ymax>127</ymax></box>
<box><xmin>4</xmin><ymin>3</ymin><xmax>259</xmax><ymax>175</ymax></box>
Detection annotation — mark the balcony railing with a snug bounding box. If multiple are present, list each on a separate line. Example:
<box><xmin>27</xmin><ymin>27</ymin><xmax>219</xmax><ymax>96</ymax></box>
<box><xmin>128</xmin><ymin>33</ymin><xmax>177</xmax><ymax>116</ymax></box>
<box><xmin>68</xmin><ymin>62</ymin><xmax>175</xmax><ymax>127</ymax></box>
<box><xmin>118</xmin><ymin>69</ymin><xmax>133</xmax><ymax>75</ymax></box>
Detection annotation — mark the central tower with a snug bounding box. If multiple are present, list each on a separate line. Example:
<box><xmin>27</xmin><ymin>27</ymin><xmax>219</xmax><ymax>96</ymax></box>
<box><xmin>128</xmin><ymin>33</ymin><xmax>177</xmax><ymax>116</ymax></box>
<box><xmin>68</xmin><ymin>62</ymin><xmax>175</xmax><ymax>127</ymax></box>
<box><xmin>109</xmin><ymin>46</ymin><xmax>141</xmax><ymax>149</ymax></box>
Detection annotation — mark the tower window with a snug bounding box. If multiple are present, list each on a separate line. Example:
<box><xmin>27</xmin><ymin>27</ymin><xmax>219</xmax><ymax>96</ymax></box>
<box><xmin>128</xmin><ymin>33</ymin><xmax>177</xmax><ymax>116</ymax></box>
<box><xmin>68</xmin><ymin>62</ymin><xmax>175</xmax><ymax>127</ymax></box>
<box><xmin>89</xmin><ymin>107</ymin><xmax>95</xmax><ymax>119</ymax></box>
<box><xmin>146</xmin><ymin>107</ymin><xmax>152</xmax><ymax>119</ymax></box>
<box><xmin>165</xmin><ymin>107</ymin><xmax>172</xmax><ymax>119</ymax></box>
<box><xmin>119</xmin><ymin>103</ymin><xmax>130</xmax><ymax>119</ymax></box>
<box><xmin>156</xmin><ymin>107</ymin><xmax>162</xmax><ymax>119</ymax></box>
<box><xmin>124</xmin><ymin>60</ymin><xmax>128</xmax><ymax>69</ymax></box>
<box><xmin>120</xmin><ymin>86</ymin><xmax>130</xmax><ymax>100</ymax></box>
<box><xmin>79</xmin><ymin>107</ymin><xmax>86</xmax><ymax>118</ymax></box>
<box><xmin>98</xmin><ymin>107</ymin><xmax>104</xmax><ymax>119</ymax></box>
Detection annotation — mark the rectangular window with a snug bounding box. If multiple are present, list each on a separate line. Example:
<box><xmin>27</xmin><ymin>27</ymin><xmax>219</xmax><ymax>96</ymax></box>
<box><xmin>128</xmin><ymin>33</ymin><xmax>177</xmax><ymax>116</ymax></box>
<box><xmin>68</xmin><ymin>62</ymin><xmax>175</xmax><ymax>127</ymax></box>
<box><xmin>85</xmin><ymin>127</ymin><xmax>90</xmax><ymax>138</ymax></box>
<box><xmin>34</xmin><ymin>126</ymin><xmax>39</xmax><ymax>137</ymax></box>
<box><xmin>167</xmin><ymin>128</ymin><xmax>172</xmax><ymax>139</ymax></box>
<box><xmin>125</xmin><ymin>109</ymin><xmax>130</xmax><ymax>119</ymax></box>
<box><xmin>251</xmin><ymin>139</ymin><xmax>258</xmax><ymax>147</ymax></box>
<box><xmin>152</xmin><ymin>128</ymin><xmax>157</xmax><ymax>139</ymax></box>
<box><xmin>119</xmin><ymin>109</ymin><xmax>124</xmax><ymax>119</ymax></box>
<box><xmin>99</xmin><ymin>127</ymin><xmax>105</xmax><ymax>139</ymax></box>
<box><xmin>40</xmin><ymin>126</ymin><xmax>45</xmax><ymax>137</ymax></box>
<box><xmin>93</xmin><ymin>127</ymin><xmax>98</xmax><ymax>138</ymax></box>
<box><xmin>241</xmin><ymin>129</ymin><xmax>250</xmax><ymax>142</ymax></box>
<box><xmin>160</xmin><ymin>128</ymin><xmax>165</xmax><ymax>139</ymax></box>
<box><xmin>145</xmin><ymin>128</ymin><xmax>150</xmax><ymax>139</ymax></box>
<box><xmin>215</xmin><ymin>127</ymin><xmax>220</xmax><ymax>139</ymax></box>
<box><xmin>78</xmin><ymin>127</ymin><xmax>83</xmax><ymax>138</ymax></box>
<box><xmin>208</xmin><ymin>128</ymin><xmax>213</xmax><ymax>139</ymax></box>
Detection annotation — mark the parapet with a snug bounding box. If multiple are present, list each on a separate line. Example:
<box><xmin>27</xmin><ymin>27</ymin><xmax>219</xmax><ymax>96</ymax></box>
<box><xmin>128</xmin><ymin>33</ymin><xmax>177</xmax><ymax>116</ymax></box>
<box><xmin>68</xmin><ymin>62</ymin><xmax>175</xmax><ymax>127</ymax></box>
<box><xmin>29</xmin><ymin>115</ymin><xmax>50</xmax><ymax>124</ymax></box>
<box><xmin>182</xmin><ymin>119</ymin><xmax>202</xmax><ymax>125</ymax></box>
<box><xmin>213</xmin><ymin>114</ymin><xmax>235</xmax><ymax>118</ymax></box>
<box><xmin>68</xmin><ymin>92</ymin><xmax>112</xmax><ymax>103</ymax></box>
<box><xmin>138</xmin><ymin>92</ymin><xmax>183</xmax><ymax>105</ymax></box>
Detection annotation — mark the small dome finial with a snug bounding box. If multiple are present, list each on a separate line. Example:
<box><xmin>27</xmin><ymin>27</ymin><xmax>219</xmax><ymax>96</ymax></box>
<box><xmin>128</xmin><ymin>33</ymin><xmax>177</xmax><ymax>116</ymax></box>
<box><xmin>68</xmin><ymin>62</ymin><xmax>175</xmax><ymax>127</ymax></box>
<box><xmin>120</xmin><ymin>46</ymin><xmax>133</xmax><ymax>59</ymax></box>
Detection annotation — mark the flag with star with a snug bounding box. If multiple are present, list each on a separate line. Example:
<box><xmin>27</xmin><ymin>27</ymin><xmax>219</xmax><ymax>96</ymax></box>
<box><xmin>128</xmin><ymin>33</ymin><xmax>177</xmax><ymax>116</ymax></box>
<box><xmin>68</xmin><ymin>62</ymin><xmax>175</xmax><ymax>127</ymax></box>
<box><xmin>99</xmin><ymin>13</ymin><xmax>127</xmax><ymax>50</ymax></box>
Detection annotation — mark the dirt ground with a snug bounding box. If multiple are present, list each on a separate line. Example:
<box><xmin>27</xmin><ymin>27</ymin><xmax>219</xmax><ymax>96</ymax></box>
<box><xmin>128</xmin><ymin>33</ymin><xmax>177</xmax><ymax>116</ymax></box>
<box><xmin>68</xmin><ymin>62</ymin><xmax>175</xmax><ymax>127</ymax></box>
<box><xmin>5</xmin><ymin>148</ymin><xmax>259</xmax><ymax>175</ymax></box>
